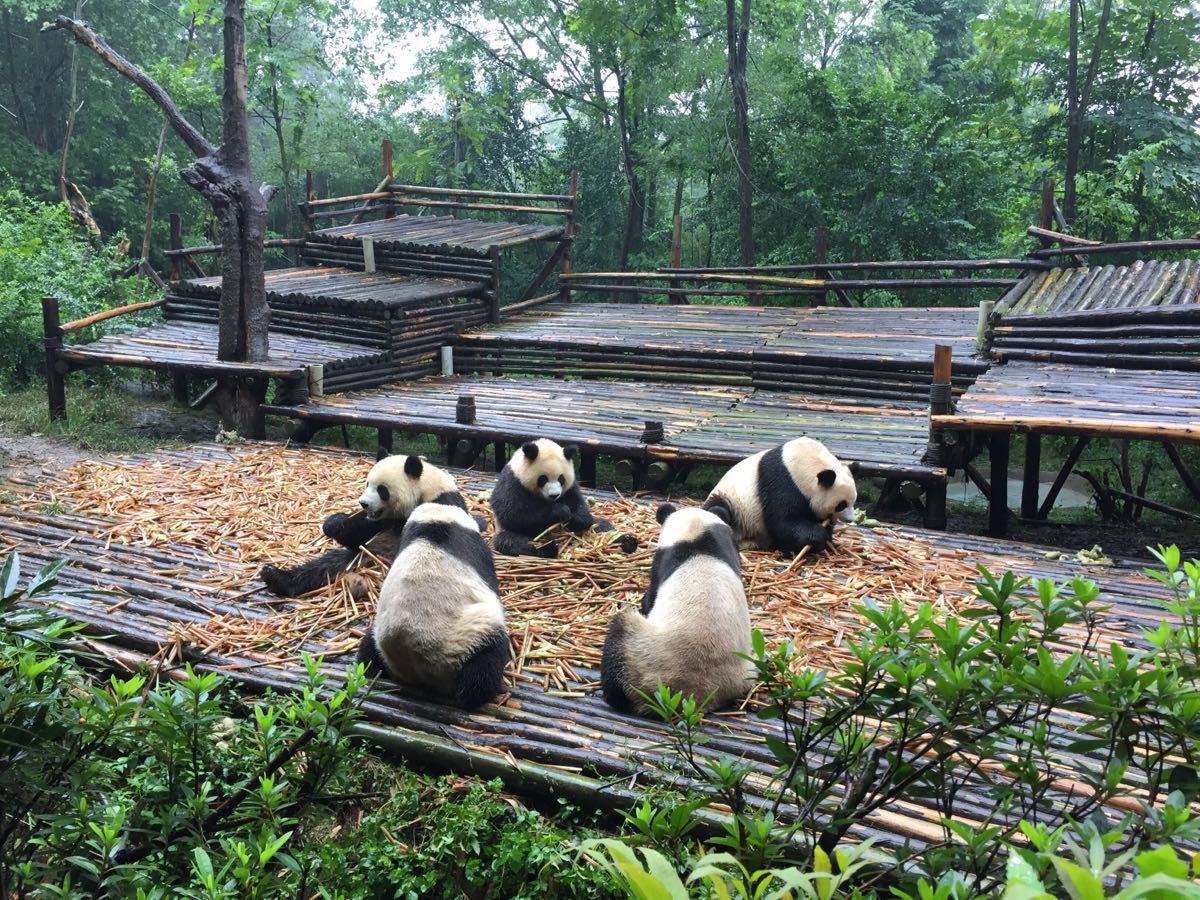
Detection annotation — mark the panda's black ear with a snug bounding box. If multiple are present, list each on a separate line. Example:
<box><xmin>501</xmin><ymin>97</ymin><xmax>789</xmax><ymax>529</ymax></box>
<box><xmin>656</xmin><ymin>502</ymin><xmax>679</xmax><ymax>524</ymax></box>
<box><xmin>404</xmin><ymin>455</ymin><xmax>424</xmax><ymax>479</ymax></box>
<box><xmin>521</xmin><ymin>441</ymin><xmax>539</xmax><ymax>461</ymax></box>
<box><xmin>707</xmin><ymin>503</ymin><xmax>732</xmax><ymax>526</ymax></box>
<box><xmin>817</xmin><ymin>469</ymin><xmax>837</xmax><ymax>489</ymax></box>
<box><xmin>563</xmin><ymin>444</ymin><xmax>579</xmax><ymax>461</ymax></box>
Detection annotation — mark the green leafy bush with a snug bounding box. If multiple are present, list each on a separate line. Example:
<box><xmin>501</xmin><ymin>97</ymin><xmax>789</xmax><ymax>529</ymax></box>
<box><xmin>598</xmin><ymin>547</ymin><xmax>1200</xmax><ymax>898</ymax></box>
<box><xmin>0</xmin><ymin>191</ymin><xmax>154</xmax><ymax>385</ymax></box>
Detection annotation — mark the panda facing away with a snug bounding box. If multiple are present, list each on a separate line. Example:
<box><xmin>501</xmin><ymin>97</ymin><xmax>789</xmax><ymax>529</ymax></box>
<box><xmin>260</xmin><ymin>454</ymin><xmax>465</xmax><ymax>598</ymax></box>
<box><xmin>490</xmin><ymin>438</ymin><xmax>634</xmax><ymax>558</ymax></box>
<box><xmin>356</xmin><ymin>499</ymin><xmax>510</xmax><ymax>709</ymax></box>
<box><xmin>601</xmin><ymin>503</ymin><xmax>754</xmax><ymax>714</ymax></box>
<box><xmin>703</xmin><ymin>437</ymin><xmax>856</xmax><ymax>556</ymax></box>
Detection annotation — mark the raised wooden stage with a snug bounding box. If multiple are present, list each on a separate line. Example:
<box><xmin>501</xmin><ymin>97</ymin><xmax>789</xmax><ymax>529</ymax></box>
<box><xmin>0</xmin><ymin>441</ymin><xmax>1180</xmax><ymax>853</ymax></box>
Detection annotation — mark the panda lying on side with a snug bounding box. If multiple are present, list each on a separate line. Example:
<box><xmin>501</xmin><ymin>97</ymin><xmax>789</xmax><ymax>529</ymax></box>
<box><xmin>356</xmin><ymin>499</ymin><xmax>510</xmax><ymax>709</ymax></box>
<box><xmin>261</xmin><ymin>454</ymin><xmax>465</xmax><ymax>597</ymax></box>
<box><xmin>704</xmin><ymin>437</ymin><xmax>856</xmax><ymax>556</ymax></box>
<box><xmin>490</xmin><ymin>438</ymin><xmax>636</xmax><ymax>558</ymax></box>
<box><xmin>601</xmin><ymin>503</ymin><xmax>753</xmax><ymax>714</ymax></box>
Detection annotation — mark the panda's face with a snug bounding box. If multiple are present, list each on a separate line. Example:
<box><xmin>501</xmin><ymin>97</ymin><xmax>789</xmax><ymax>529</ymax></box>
<box><xmin>782</xmin><ymin>438</ymin><xmax>857</xmax><ymax>524</ymax></box>
<box><xmin>510</xmin><ymin>439</ymin><xmax>577</xmax><ymax>502</ymax></box>
<box><xmin>358</xmin><ymin>455</ymin><xmax>455</xmax><ymax>520</ymax></box>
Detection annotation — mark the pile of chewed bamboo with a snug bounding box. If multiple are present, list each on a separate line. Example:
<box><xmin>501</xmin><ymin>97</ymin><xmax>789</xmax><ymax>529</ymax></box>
<box><xmin>31</xmin><ymin>445</ymin><xmax>982</xmax><ymax>683</ymax></box>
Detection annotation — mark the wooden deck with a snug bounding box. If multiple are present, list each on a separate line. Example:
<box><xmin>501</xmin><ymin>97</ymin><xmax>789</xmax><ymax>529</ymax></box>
<box><xmin>933</xmin><ymin>361</ymin><xmax>1200</xmax><ymax>442</ymax></box>
<box><xmin>59</xmin><ymin>321</ymin><xmax>385</xmax><ymax>382</ymax></box>
<box><xmin>175</xmin><ymin>266</ymin><xmax>481</xmax><ymax>311</ymax></box>
<box><xmin>310</xmin><ymin>214</ymin><xmax>565</xmax><ymax>256</ymax></box>
<box><xmin>0</xmin><ymin>441</ymin><xmax>1182</xmax><ymax>855</ymax></box>
<box><xmin>266</xmin><ymin>374</ymin><xmax>942</xmax><ymax>482</ymax></box>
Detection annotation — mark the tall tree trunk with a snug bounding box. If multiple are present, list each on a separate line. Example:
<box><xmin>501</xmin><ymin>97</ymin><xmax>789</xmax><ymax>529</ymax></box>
<box><xmin>615</xmin><ymin>68</ymin><xmax>645</xmax><ymax>271</ymax></box>
<box><xmin>265</xmin><ymin>23</ymin><xmax>295</xmax><ymax>238</ymax></box>
<box><xmin>725</xmin><ymin>0</ymin><xmax>755</xmax><ymax>265</ymax></box>
<box><xmin>47</xmin><ymin>0</ymin><xmax>273</xmax><ymax>435</ymax></box>
<box><xmin>1063</xmin><ymin>0</ymin><xmax>1080</xmax><ymax>224</ymax></box>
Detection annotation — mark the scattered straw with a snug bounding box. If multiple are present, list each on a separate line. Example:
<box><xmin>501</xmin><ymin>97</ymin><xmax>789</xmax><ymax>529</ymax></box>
<box><xmin>28</xmin><ymin>445</ymin><xmax>983</xmax><ymax>679</ymax></box>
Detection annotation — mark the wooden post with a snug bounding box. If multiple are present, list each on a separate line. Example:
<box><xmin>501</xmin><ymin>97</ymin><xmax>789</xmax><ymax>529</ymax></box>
<box><xmin>814</xmin><ymin>226</ymin><xmax>829</xmax><ymax>307</ymax></box>
<box><xmin>42</xmin><ymin>296</ymin><xmax>66</xmax><ymax>420</ymax></box>
<box><xmin>303</xmin><ymin>169</ymin><xmax>315</xmax><ymax>232</ymax></box>
<box><xmin>580</xmin><ymin>452</ymin><xmax>597</xmax><ymax>488</ymax></box>
<box><xmin>171</xmin><ymin>372</ymin><xmax>189</xmax><ymax>405</ymax></box>
<box><xmin>168</xmin><ymin>213</ymin><xmax>183</xmax><ymax>281</ymax></box>
<box><xmin>362</xmin><ymin>236</ymin><xmax>376</xmax><ymax>273</ymax></box>
<box><xmin>488</xmin><ymin>245</ymin><xmax>502</xmax><ymax>324</ymax></box>
<box><xmin>558</xmin><ymin>170</ymin><xmax>578</xmax><ymax>303</ymax></box>
<box><xmin>381</xmin><ymin>139</ymin><xmax>395</xmax><ymax>219</ymax></box>
<box><xmin>378</xmin><ymin>428</ymin><xmax>394</xmax><ymax>459</ymax></box>
<box><xmin>988</xmin><ymin>432</ymin><xmax>1010</xmax><ymax>537</ymax></box>
<box><xmin>924</xmin><ymin>344</ymin><xmax>953</xmax><ymax>531</ymax></box>
<box><xmin>493</xmin><ymin>441</ymin><xmax>507</xmax><ymax>472</ymax></box>
<box><xmin>668</xmin><ymin>214</ymin><xmax>685</xmax><ymax>305</ymax></box>
<box><xmin>1020</xmin><ymin>435</ymin><xmax>1042</xmax><ymax>520</ymax></box>
<box><xmin>976</xmin><ymin>299</ymin><xmax>994</xmax><ymax>352</ymax></box>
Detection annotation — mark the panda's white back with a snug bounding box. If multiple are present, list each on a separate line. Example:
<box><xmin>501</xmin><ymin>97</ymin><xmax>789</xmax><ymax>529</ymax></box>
<box><xmin>707</xmin><ymin>449</ymin><xmax>769</xmax><ymax>546</ymax></box>
<box><xmin>374</xmin><ymin>539</ymin><xmax>504</xmax><ymax>690</ymax></box>
<box><xmin>629</xmin><ymin>555</ymin><xmax>753</xmax><ymax>705</ymax></box>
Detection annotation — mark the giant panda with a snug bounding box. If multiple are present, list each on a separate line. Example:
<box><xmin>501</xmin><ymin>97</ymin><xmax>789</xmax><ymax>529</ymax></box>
<box><xmin>490</xmin><ymin>438</ymin><xmax>635</xmax><ymax>558</ymax></box>
<box><xmin>600</xmin><ymin>502</ymin><xmax>754</xmax><ymax>714</ymax></box>
<box><xmin>260</xmin><ymin>454</ymin><xmax>466</xmax><ymax>597</ymax></box>
<box><xmin>703</xmin><ymin>437</ymin><xmax>856</xmax><ymax>556</ymax></box>
<box><xmin>356</xmin><ymin>498</ymin><xmax>510</xmax><ymax>709</ymax></box>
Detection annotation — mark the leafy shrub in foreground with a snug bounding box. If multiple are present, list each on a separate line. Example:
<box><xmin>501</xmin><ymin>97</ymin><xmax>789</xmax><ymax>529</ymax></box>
<box><xmin>591</xmin><ymin>546</ymin><xmax>1200</xmax><ymax>898</ymax></box>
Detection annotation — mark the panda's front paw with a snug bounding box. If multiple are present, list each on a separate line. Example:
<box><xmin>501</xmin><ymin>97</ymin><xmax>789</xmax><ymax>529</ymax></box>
<box><xmin>616</xmin><ymin>533</ymin><xmax>638</xmax><ymax>554</ymax></box>
<box><xmin>322</xmin><ymin>512</ymin><xmax>355</xmax><ymax>542</ymax></box>
<box><xmin>592</xmin><ymin>518</ymin><xmax>615</xmax><ymax>533</ymax></box>
<box><xmin>550</xmin><ymin>503</ymin><xmax>573</xmax><ymax>524</ymax></box>
<box><xmin>260</xmin><ymin>564</ymin><xmax>292</xmax><ymax>597</ymax></box>
<box><xmin>536</xmin><ymin>538</ymin><xmax>560</xmax><ymax>559</ymax></box>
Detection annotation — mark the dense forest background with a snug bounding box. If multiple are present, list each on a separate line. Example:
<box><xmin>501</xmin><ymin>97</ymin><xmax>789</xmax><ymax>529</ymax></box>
<box><xmin>2</xmin><ymin>0</ymin><xmax>1199</xmax><ymax>277</ymax></box>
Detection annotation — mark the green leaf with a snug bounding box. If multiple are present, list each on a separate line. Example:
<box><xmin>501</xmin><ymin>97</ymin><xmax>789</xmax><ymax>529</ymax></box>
<box><xmin>1</xmin><ymin>552</ymin><xmax>20</xmax><ymax>600</ymax></box>
<box><xmin>1134</xmin><ymin>845</ymin><xmax>1189</xmax><ymax>880</ymax></box>
<box><xmin>1051</xmin><ymin>858</ymin><xmax>1104</xmax><ymax>900</ymax></box>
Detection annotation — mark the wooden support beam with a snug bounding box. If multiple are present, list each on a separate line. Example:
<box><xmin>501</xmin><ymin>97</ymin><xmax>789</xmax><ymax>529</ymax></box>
<box><xmin>381</xmin><ymin>139</ymin><xmax>395</xmax><ymax>219</ymax></box>
<box><xmin>517</xmin><ymin>239</ymin><xmax>572</xmax><ymax>304</ymax></box>
<box><xmin>580</xmin><ymin>452</ymin><xmax>597</xmax><ymax>488</ymax></box>
<box><xmin>923</xmin><ymin>481</ymin><xmax>947</xmax><ymax>530</ymax></box>
<box><xmin>171</xmin><ymin>372</ymin><xmax>189</xmax><ymax>405</ymax></box>
<box><xmin>493</xmin><ymin>441</ymin><xmax>507</xmax><ymax>473</ymax></box>
<box><xmin>988</xmin><ymin>432</ymin><xmax>1010</xmax><ymax>537</ymax></box>
<box><xmin>488</xmin><ymin>246</ymin><xmax>502</xmax><ymax>324</ymax></box>
<box><xmin>378</xmin><ymin>428</ymin><xmax>393</xmax><ymax>459</ymax></box>
<box><xmin>964</xmin><ymin>462</ymin><xmax>992</xmax><ymax>500</ymax></box>
<box><xmin>42</xmin><ymin>296</ymin><xmax>66</xmax><ymax>420</ymax></box>
<box><xmin>1037</xmin><ymin>437</ymin><xmax>1089</xmax><ymax>520</ymax></box>
<box><xmin>1020</xmin><ymin>434</ymin><xmax>1041</xmax><ymax>519</ymax></box>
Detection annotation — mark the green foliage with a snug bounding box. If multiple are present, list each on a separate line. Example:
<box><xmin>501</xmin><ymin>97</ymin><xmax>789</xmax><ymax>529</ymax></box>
<box><xmin>0</xmin><ymin>191</ymin><xmax>155</xmax><ymax>384</ymax></box>
<box><xmin>0</xmin><ymin>549</ymin><xmax>619</xmax><ymax>897</ymax></box>
<box><xmin>619</xmin><ymin>550</ymin><xmax>1200</xmax><ymax>897</ymax></box>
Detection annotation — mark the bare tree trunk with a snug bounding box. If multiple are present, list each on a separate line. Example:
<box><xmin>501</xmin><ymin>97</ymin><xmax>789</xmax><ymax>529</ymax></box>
<box><xmin>615</xmin><ymin>68</ymin><xmax>645</xmax><ymax>272</ymax></box>
<box><xmin>46</xmin><ymin>1</ymin><xmax>272</xmax><ymax>435</ymax></box>
<box><xmin>1063</xmin><ymin>0</ymin><xmax>1080</xmax><ymax>223</ymax></box>
<box><xmin>725</xmin><ymin>0</ymin><xmax>755</xmax><ymax>265</ymax></box>
<box><xmin>264</xmin><ymin>22</ymin><xmax>295</xmax><ymax>238</ymax></box>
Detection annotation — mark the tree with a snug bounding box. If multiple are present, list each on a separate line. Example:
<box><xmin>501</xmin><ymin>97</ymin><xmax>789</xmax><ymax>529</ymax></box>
<box><xmin>725</xmin><ymin>0</ymin><xmax>754</xmax><ymax>265</ymax></box>
<box><xmin>45</xmin><ymin>0</ymin><xmax>273</xmax><ymax>435</ymax></box>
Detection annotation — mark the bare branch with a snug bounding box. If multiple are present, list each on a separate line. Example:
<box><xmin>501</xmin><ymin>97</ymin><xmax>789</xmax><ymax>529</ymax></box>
<box><xmin>41</xmin><ymin>15</ymin><xmax>216</xmax><ymax>158</ymax></box>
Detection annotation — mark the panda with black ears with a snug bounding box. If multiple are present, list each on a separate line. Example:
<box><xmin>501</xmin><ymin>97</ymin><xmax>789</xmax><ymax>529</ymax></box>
<box><xmin>703</xmin><ymin>437</ymin><xmax>857</xmax><ymax>556</ymax></box>
<box><xmin>490</xmin><ymin>438</ymin><xmax>636</xmax><ymax>558</ymax></box>
<box><xmin>600</xmin><ymin>502</ymin><xmax>754</xmax><ymax>714</ymax></box>
<box><xmin>356</xmin><ymin>498</ymin><xmax>510</xmax><ymax>709</ymax></box>
<box><xmin>260</xmin><ymin>454</ymin><xmax>469</xmax><ymax>597</ymax></box>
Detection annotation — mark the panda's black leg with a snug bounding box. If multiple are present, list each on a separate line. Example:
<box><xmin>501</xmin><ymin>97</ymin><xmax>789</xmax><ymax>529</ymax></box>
<box><xmin>600</xmin><ymin>613</ymin><xmax>636</xmax><ymax>711</ymax></box>
<box><xmin>261</xmin><ymin>547</ymin><xmax>358</xmax><ymax>597</ymax></box>
<box><xmin>494</xmin><ymin>529</ymin><xmax>557</xmax><ymax>559</ymax></box>
<box><xmin>355</xmin><ymin>630</ymin><xmax>390</xmax><ymax>679</ymax></box>
<box><xmin>454</xmin><ymin>628</ymin><xmax>511</xmax><ymax>709</ymax></box>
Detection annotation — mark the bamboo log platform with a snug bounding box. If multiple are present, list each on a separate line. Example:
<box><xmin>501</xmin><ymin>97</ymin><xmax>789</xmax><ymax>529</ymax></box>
<box><xmin>58</xmin><ymin>321</ymin><xmax>387</xmax><ymax>383</ymax></box>
<box><xmin>0</xmin><ymin>441</ymin><xmax>1184</xmax><ymax>854</ymax></box>
<box><xmin>456</xmin><ymin>302</ymin><xmax>989</xmax><ymax>397</ymax></box>
<box><xmin>989</xmin><ymin>261</ymin><xmax>1200</xmax><ymax>367</ymax></box>
<box><xmin>175</xmin><ymin>266</ymin><xmax>483</xmax><ymax>311</ymax></box>
<box><xmin>932</xmin><ymin>361</ymin><xmax>1200</xmax><ymax>442</ymax></box>
<box><xmin>310</xmin><ymin>214</ymin><xmax>565</xmax><ymax>257</ymax></box>
<box><xmin>266</xmin><ymin>374</ymin><xmax>943</xmax><ymax>482</ymax></box>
